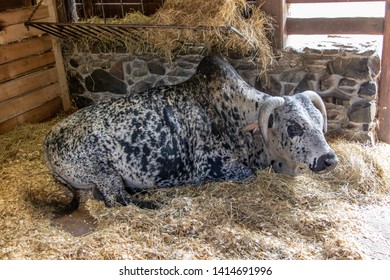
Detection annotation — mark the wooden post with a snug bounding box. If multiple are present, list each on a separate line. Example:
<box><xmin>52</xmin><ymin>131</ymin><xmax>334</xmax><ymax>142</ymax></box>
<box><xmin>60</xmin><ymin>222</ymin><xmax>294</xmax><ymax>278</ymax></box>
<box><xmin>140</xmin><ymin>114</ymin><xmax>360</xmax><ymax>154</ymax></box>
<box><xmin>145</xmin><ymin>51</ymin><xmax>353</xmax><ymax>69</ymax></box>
<box><xmin>257</xmin><ymin>0</ymin><xmax>287</xmax><ymax>50</ymax></box>
<box><xmin>378</xmin><ymin>0</ymin><xmax>390</xmax><ymax>143</ymax></box>
<box><xmin>45</xmin><ymin>0</ymin><xmax>72</xmax><ymax>111</ymax></box>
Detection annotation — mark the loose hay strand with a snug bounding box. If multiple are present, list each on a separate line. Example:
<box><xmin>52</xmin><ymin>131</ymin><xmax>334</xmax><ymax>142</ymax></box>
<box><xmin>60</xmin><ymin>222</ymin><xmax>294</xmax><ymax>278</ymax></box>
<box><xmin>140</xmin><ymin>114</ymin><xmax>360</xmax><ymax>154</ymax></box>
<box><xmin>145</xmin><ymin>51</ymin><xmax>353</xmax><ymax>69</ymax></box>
<box><xmin>1</xmin><ymin>117</ymin><xmax>389</xmax><ymax>259</ymax></box>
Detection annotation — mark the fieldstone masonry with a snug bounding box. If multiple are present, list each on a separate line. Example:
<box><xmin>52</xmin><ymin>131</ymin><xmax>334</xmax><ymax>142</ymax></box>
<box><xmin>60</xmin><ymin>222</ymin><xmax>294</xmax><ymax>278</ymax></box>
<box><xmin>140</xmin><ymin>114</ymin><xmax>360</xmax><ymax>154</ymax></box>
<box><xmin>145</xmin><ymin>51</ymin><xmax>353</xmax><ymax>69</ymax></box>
<box><xmin>65</xmin><ymin>45</ymin><xmax>381</xmax><ymax>143</ymax></box>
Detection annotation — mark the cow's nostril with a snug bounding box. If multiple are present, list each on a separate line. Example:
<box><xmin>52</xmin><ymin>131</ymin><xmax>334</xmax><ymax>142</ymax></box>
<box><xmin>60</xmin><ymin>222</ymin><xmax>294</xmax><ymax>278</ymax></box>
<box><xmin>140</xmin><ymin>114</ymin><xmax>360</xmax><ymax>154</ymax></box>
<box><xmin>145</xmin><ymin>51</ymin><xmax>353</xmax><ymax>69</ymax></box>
<box><xmin>310</xmin><ymin>151</ymin><xmax>338</xmax><ymax>173</ymax></box>
<box><xmin>324</xmin><ymin>159</ymin><xmax>332</xmax><ymax>167</ymax></box>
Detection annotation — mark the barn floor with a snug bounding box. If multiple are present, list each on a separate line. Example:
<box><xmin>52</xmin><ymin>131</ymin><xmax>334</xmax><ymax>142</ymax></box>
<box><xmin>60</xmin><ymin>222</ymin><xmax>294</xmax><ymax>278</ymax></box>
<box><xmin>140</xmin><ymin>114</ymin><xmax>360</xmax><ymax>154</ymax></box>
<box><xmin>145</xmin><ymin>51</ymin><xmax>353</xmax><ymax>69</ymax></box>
<box><xmin>0</xmin><ymin>115</ymin><xmax>389</xmax><ymax>260</ymax></box>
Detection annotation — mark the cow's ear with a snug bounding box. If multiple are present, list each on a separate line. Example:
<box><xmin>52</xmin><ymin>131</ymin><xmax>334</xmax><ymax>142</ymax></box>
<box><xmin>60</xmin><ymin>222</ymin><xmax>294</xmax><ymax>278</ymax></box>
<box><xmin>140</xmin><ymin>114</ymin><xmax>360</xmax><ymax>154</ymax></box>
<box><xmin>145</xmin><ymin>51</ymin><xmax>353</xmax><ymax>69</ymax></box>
<box><xmin>242</xmin><ymin>123</ymin><xmax>260</xmax><ymax>134</ymax></box>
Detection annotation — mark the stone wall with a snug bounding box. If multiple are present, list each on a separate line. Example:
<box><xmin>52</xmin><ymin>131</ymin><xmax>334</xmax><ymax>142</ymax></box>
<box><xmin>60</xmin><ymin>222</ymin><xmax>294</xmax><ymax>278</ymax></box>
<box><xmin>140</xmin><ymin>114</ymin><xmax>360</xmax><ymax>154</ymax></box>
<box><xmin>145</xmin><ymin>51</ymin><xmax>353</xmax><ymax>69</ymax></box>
<box><xmin>264</xmin><ymin>48</ymin><xmax>380</xmax><ymax>143</ymax></box>
<box><xmin>65</xmin><ymin>46</ymin><xmax>380</xmax><ymax>143</ymax></box>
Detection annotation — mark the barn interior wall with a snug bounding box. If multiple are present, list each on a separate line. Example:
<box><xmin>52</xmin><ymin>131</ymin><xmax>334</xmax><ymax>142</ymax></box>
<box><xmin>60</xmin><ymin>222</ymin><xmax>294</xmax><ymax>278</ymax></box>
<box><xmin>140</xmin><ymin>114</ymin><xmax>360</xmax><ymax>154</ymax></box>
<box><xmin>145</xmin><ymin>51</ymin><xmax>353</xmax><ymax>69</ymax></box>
<box><xmin>0</xmin><ymin>0</ymin><xmax>71</xmax><ymax>134</ymax></box>
<box><xmin>65</xmin><ymin>46</ymin><xmax>380</xmax><ymax>143</ymax></box>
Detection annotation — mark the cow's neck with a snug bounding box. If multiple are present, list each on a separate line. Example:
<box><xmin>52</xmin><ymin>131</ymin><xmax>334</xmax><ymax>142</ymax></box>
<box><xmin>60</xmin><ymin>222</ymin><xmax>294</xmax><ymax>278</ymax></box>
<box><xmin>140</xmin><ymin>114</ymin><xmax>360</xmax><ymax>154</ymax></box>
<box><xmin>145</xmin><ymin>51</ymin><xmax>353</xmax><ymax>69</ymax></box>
<box><xmin>205</xmin><ymin>76</ymin><xmax>271</xmax><ymax>168</ymax></box>
<box><xmin>208</xmin><ymin>77</ymin><xmax>266</xmax><ymax>129</ymax></box>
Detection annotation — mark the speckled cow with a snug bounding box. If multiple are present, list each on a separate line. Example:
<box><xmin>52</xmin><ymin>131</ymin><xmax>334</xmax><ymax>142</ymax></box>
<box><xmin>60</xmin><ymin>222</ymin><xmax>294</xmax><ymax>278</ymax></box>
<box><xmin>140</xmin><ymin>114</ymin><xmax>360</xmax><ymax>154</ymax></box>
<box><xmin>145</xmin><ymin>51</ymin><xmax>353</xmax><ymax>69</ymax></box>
<box><xmin>44</xmin><ymin>56</ymin><xmax>338</xmax><ymax>211</ymax></box>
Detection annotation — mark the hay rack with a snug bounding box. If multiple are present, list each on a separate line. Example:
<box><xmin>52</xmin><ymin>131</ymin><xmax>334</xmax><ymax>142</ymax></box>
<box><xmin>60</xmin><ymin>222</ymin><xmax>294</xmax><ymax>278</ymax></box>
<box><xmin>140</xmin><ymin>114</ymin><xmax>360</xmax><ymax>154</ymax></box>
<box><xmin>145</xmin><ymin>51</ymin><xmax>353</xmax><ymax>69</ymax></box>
<box><xmin>24</xmin><ymin>1</ymin><xmax>257</xmax><ymax>53</ymax></box>
<box><xmin>25</xmin><ymin>21</ymin><xmax>251</xmax><ymax>46</ymax></box>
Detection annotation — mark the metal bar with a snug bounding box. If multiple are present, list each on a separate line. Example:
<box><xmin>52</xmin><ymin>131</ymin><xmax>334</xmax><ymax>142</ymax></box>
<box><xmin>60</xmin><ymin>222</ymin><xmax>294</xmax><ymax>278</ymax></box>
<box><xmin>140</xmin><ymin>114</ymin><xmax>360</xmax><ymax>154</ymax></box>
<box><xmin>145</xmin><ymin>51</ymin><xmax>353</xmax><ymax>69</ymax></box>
<box><xmin>99</xmin><ymin>26</ymin><xmax>125</xmax><ymax>35</ymax></box>
<box><xmin>87</xmin><ymin>25</ymin><xmax>124</xmax><ymax>44</ymax></box>
<box><xmin>120</xmin><ymin>0</ymin><xmax>125</xmax><ymax>18</ymax></box>
<box><xmin>106</xmin><ymin>26</ymin><xmax>141</xmax><ymax>42</ymax></box>
<box><xmin>109</xmin><ymin>25</ymin><xmax>141</xmax><ymax>41</ymax></box>
<box><xmin>115</xmin><ymin>25</ymin><xmax>143</xmax><ymax>42</ymax></box>
<box><xmin>81</xmin><ymin>0</ymin><xmax>86</xmax><ymax>18</ymax></box>
<box><xmin>70</xmin><ymin>24</ymin><xmax>101</xmax><ymax>38</ymax></box>
<box><xmin>77</xmin><ymin>24</ymin><xmax>122</xmax><ymax>44</ymax></box>
<box><xmin>25</xmin><ymin>23</ymin><xmax>67</xmax><ymax>39</ymax></box>
<box><xmin>93</xmin><ymin>3</ymin><xmax>145</xmax><ymax>6</ymax></box>
<box><xmin>32</xmin><ymin>21</ymin><xmax>79</xmax><ymax>39</ymax></box>
<box><xmin>51</xmin><ymin>24</ymin><xmax>86</xmax><ymax>39</ymax></box>
<box><xmin>24</xmin><ymin>21</ymin><xmax>246</xmax><ymax>43</ymax></box>
<box><xmin>25</xmin><ymin>21</ymin><xmax>233</xmax><ymax>31</ymax></box>
<box><xmin>100</xmin><ymin>0</ymin><xmax>106</xmax><ymax>23</ymax></box>
<box><xmin>141</xmin><ymin>0</ymin><xmax>145</xmax><ymax>14</ymax></box>
<box><xmin>87</xmin><ymin>24</ymin><xmax>113</xmax><ymax>38</ymax></box>
<box><xmin>24</xmin><ymin>21</ymin><xmax>256</xmax><ymax>52</ymax></box>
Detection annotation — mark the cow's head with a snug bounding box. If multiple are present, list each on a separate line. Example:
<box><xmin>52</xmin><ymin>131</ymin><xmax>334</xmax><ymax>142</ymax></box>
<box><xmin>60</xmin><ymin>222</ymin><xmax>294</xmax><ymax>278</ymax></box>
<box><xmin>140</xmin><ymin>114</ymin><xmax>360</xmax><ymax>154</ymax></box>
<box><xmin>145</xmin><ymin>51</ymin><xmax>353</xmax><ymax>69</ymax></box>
<box><xmin>243</xmin><ymin>91</ymin><xmax>338</xmax><ymax>176</ymax></box>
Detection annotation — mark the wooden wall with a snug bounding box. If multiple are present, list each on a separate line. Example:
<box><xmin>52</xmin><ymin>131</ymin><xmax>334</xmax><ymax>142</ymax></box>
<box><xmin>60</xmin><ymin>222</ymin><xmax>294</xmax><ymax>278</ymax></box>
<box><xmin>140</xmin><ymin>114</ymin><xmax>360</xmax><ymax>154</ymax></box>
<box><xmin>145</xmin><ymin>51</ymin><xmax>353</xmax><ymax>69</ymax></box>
<box><xmin>0</xmin><ymin>1</ymin><xmax>71</xmax><ymax>133</ymax></box>
<box><xmin>0</xmin><ymin>0</ymin><xmax>34</xmax><ymax>12</ymax></box>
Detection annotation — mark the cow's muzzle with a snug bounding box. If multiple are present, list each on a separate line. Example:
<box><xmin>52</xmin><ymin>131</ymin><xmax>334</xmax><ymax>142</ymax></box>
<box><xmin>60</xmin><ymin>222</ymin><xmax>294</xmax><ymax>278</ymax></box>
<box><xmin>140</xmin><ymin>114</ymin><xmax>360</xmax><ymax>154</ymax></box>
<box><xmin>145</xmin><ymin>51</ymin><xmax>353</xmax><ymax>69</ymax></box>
<box><xmin>309</xmin><ymin>151</ymin><xmax>338</xmax><ymax>173</ymax></box>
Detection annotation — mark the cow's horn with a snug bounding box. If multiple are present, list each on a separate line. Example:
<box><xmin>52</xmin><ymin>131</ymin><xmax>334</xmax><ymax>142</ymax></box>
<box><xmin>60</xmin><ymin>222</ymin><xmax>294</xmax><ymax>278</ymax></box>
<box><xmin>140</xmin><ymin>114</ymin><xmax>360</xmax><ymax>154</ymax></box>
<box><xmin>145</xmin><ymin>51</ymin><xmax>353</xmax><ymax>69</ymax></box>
<box><xmin>258</xmin><ymin>97</ymin><xmax>285</xmax><ymax>145</ymax></box>
<box><xmin>299</xmin><ymin>91</ymin><xmax>327</xmax><ymax>133</ymax></box>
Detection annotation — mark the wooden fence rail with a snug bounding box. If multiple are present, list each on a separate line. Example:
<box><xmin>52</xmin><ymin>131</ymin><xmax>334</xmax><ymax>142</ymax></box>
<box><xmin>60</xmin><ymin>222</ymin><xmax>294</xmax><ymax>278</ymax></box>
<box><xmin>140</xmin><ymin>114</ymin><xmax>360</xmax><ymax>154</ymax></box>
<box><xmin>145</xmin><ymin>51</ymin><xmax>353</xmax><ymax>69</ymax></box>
<box><xmin>287</xmin><ymin>17</ymin><xmax>384</xmax><ymax>35</ymax></box>
<box><xmin>259</xmin><ymin>0</ymin><xmax>386</xmax><ymax>49</ymax></box>
<box><xmin>378</xmin><ymin>0</ymin><xmax>390</xmax><ymax>143</ymax></box>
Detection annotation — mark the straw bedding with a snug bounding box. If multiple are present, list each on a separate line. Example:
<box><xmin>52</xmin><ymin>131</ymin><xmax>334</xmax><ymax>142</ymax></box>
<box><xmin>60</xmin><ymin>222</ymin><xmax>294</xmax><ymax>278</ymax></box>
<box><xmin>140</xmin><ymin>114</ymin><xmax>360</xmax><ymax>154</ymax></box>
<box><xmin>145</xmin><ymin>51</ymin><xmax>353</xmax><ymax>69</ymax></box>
<box><xmin>0</xmin><ymin>114</ymin><xmax>389</xmax><ymax>260</ymax></box>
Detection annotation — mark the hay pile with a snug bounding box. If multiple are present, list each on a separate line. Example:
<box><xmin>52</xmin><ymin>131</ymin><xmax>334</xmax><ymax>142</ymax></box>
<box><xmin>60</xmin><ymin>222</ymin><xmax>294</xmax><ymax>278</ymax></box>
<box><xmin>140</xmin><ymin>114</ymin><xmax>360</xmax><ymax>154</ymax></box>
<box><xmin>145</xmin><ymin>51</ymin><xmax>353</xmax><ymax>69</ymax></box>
<box><xmin>75</xmin><ymin>0</ymin><xmax>273</xmax><ymax>71</ymax></box>
<box><xmin>0</xmin><ymin>116</ymin><xmax>389</xmax><ymax>260</ymax></box>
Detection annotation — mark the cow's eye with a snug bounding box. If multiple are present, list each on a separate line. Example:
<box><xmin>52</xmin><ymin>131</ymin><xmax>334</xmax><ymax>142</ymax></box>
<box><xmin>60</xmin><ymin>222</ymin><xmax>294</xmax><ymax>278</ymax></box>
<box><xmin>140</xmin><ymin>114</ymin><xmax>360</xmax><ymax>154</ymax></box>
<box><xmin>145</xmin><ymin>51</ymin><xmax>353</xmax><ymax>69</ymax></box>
<box><xmin>287</xmin><ymin>122</ymin><xmax>303</xmax><ymax>138</ymax></box>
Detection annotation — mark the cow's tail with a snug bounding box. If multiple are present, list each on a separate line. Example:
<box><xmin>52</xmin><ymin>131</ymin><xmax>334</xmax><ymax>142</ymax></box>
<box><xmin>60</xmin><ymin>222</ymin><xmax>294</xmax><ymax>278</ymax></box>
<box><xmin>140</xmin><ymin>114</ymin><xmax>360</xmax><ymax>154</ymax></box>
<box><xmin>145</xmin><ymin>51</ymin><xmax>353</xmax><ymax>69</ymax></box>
<box><xmin>44</xmin><ymin>134</ymin><xmax>80</xmax><ymax>214</ymax></box>
<box><xmin>57</xmin><ymin>186</ymin><xmax>79</xmax><ymax>214</ymax></box>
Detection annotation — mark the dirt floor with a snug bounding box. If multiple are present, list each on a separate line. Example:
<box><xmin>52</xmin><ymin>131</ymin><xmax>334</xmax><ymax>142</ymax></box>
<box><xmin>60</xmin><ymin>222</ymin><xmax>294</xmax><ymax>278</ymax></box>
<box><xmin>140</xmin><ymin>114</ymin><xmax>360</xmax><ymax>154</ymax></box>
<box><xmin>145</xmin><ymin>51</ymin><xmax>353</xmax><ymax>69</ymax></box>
<box><xmin>352</xmin><ymin>205</ymin><xmax>390</xmax><ymax>259</ymax></box>
<box><xmin>0</xmin><ymin>116</ymin><xmax>389</xmax><ymax>260</ymax></box>
<box><xmin>50</xmin><ymin>202</ymin><xmax>390</xmax><ymax>259</ymax></box>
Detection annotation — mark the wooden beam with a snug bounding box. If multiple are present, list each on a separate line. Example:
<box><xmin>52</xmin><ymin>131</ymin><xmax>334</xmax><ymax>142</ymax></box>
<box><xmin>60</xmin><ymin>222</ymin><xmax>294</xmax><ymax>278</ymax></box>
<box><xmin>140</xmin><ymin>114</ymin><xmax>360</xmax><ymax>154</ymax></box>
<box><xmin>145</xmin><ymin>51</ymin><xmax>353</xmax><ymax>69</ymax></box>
<box><xmin>287</xmin><ymin>17</ymin><xmax>384</xmax><ymax>35</ymax></box>
<box><xmin>0</xmin><ymin>51</ymin><xmax>55</xmax><ymax>83</ymax></box>
<box><xmin>46</xmin><ymin>0</ymin><xmax>72</xmax><ymax>111</ymax></box>
<box><xmin>258</xmin><ymin>0</ymin><xmax>287</xmax><ymax>50</ymax></box>
<box><xmin>378</xmin><ymin>0</ymin><xmax>390</xmax><ymax>143</ymax></box>
<box><xmin>0</xmin><ymin>82</ymin><xmax>60</xmax><ymax>123</ymax></box>
<box><xmin>0</xmin><ymin>97</ymin><xmax>63</xmax><ymax>133</ymax></box>
<box><xmin>0</xmin><ymin>67</ymin><xmax>58</xmax><ymax>103</ymax></box>
<box><xmin>0</xmin><ymin>22</ymin><xmax>45</xmax><ymax>45</ymax></box>
<box><xmin>0</xmin><ymin>0</ymin><xmax>33</xmax><ymax>12</ymax></box>
<box><xmin>0</xmin><ymin>35</ymin><xmax>53</xmax><ymax>65</ymax></box>
<box><xmin>0</xmin><ymin>6</ymin><xmax>49</xmax><ymax>27</ymax></box>
<box><xmin>287</xmin><ymin>0</ymin><xmax>383</xmax><ymax>3</ymax></box>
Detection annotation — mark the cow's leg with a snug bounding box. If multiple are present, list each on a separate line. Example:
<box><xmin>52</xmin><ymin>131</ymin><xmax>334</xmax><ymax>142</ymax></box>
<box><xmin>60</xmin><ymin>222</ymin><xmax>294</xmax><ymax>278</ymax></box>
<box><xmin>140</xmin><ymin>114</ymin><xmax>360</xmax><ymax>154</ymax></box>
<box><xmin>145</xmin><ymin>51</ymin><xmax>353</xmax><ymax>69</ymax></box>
<box><xmin>219</xmin><ymin>160</ymin><xmax>254</xmax><ymax>181</ymax></box>
<box><xmin>206</xmin><ymin>156</ymin><xmax>254</xmax><ymax>181</ymax></box>
<box><xmin>92</xmin><ymin>173</ymin><xmax>125</xmax><ymax>207</ymax></box>
<box><xmin>93</xmin><ymin>165</ymin><xmax>160</xmax><ymax>209</ymax></box>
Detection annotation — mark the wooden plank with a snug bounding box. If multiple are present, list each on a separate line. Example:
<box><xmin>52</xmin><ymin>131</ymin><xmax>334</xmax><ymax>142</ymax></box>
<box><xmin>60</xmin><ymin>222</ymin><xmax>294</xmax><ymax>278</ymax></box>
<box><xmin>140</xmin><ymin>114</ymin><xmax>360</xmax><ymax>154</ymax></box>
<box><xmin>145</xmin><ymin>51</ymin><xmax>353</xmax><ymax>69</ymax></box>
<box><xmin>287</xmin><ymin>17</ymin><xmax>384</xmax><ymax>35</ymax></box>
<box><xmin>0</xmin><ymin>97</ymin><xmax>63</xmax><ymax>133</ymax></box>
<box><xmin>0</xmin><ymin>22</ymin><xmax>46</xmax><ymax>44</ymax></box>
<box><xmin>46</xmin><ymin>0</ymin><xmax>72</xmax><ymax>111</ymax></box>
<box><xmin>258</xmin><ymin>0</ymin><xmax>287</xmax><ymax>49</ymax></box>
<box><xmin>0</xmin><ymin>6</ymin><xmax>49</xmax><ymax>27</ymax></box>
<box><xmin>0</xmin><ymin>35</ymin><xmax>53</xmax><ymax>65</ymax></box>
<box><xmin>0</xmin><ymin>82</ymin><xmax>60</xmax><ymax>123</ymax></box>
<box><xmin>0</xmin><ymin>67</ymin><xmax>58</xmax><ymax>103</ymax></box>
<box><xmin>0</xmin><ymin>51</ymin><xmax>55</xmax><ymax>83</ymax></box>
<box><xmin>287</xmin><ymin>0</ymin><xmax>383</xmax><ymax>3</ymax></box>
<box><xmin>0</xmin><ymin>1</ymin><xmax>33</xmax><ymax>12</ymax></box>
<box><xmin>378</xmin><ymin>0</ymin><xmax>390</xmax><ymax>143</ymax></box>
